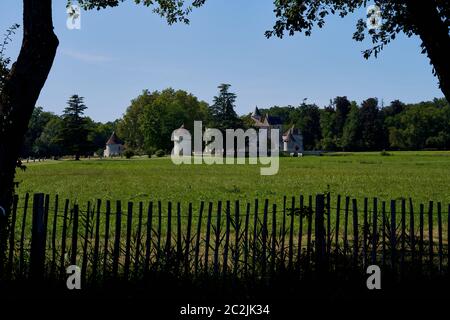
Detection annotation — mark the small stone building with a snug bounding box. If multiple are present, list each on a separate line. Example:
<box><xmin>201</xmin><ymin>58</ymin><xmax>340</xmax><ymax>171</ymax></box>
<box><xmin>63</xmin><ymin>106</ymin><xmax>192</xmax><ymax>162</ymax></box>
<box><xmin>282</xmin><ymin>125</ymin><xmax>304</xmax><ymax>154</ymax></box>
<box><xmin>251</xmin><ymin>106</ymin><xmax>304</xmax><ymax>154</ymax></box>
<box><xmin>104</xmin><ymin>132</ymin><xmax>124</xmax><ymax>157</ymax></box>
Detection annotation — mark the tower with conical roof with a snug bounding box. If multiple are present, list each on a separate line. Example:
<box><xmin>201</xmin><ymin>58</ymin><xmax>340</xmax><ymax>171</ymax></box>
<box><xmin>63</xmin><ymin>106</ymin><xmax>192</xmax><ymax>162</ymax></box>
<box><xmin>104</xmin><ymin>132</ymin><xmax>124</xmax><ymax>157</ymax></box>
<box><xmin>251</xmin><ymin>106</ymin><xmax>262</xmax><ymax>121</ymax></box>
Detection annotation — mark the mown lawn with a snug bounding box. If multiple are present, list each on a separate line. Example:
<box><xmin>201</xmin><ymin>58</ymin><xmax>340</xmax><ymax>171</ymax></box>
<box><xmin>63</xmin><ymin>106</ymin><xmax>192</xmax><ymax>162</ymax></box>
<box><xmin>15</xmin><ymin>151</ymin><xmax>450</xmax><ymax>208</ymax></box>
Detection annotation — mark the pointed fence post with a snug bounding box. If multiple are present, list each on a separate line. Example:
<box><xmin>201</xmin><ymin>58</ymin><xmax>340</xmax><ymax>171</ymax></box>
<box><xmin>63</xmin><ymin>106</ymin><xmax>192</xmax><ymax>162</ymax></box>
<box><xmin>315</xmin><ymin>194</ymin><xmax>326</xmax><ymax>272</ymax></box>
<box><xmin>30</xmin><ymin>193</ymin><xmax>46</xmax><ymax>280</ymax></box>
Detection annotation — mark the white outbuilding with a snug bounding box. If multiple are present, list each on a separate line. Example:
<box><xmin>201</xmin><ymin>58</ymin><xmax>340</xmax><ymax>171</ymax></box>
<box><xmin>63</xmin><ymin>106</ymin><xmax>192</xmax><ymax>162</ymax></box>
<box><xmin>104</xmin><ymin>132</ymin><xmax>124</xmax><ymax>157</ymax></box>
<box><xmin>282</xmin><ymin>125</ymin><xmax>304</xmax><ymax>154</ymax></box>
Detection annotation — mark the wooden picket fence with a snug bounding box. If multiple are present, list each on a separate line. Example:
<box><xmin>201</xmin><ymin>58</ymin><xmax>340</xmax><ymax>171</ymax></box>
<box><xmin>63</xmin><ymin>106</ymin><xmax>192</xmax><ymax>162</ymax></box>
<box><xmin>1</xmin><ymin>193</ymin><xmax>449</xmax><ymax>283</ymax></box>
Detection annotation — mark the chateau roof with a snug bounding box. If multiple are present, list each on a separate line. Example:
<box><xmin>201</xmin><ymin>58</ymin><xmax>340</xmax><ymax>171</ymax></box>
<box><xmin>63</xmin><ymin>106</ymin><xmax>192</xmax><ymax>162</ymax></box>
<box><xmin>264</xmin><ymin>113</ymin><xmax>283</xmax><ymax>126</ymax></box>
<box><xmin>252</xmin><ymin>106</ymin><xmax>262</xmax><ymax>118</ymax></box>
<box><xmin>106</xmin><ymin>132</ymin><xmax>123</xmax><ymax>145</ymax></box>
<box><xmin>283</xmin><ymin>125</ymin><xmax>302</xmax><ymax>142</ymax></box>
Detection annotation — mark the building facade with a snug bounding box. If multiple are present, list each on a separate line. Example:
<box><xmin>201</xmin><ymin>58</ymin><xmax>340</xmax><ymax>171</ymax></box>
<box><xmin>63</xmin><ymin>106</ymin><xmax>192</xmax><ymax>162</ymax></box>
<box><xmin>104</xmin><ymin>132</ymin><xmax>124</xmax><ymax>157</ymax></box>
<box><xmin>251</xmin><ymin>106</ymin><xmax>304</xmax><ymax>154</ymax></box>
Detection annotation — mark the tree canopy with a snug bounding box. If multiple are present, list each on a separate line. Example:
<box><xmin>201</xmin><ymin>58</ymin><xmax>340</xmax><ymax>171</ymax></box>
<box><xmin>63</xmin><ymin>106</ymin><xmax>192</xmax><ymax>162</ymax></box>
<box><xmin>209</xmin><ymin>84</ymin><xmax>243</xmax><ymax>132</ymax></box>
<box><xmin>266</xmin><ymin>0</ymin><xmax>450</xmax><ymax>102</ymax></box>
<box><xmin>117</xmin><ymin>88</ymin><xmax>209</xmax><ymax>152</ymax></box>
<box><xmin>69</xmin><ymin>0</ymin><xmax>207</xmax><ymax>24</ymax></box>
<box><xmin>59</xmin><ymin>95</ymin><xmax>90</xmax><ymax>160</ymax></box>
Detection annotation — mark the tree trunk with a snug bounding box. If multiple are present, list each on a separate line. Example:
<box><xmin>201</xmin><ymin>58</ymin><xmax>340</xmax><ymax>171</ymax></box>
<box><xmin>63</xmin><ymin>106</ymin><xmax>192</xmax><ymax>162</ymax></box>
<box><xmin>407</xmin><ymin>0</ymin><xmax>450</xmax><ymax>103</ymax></box>
<box><xmin>0</xmin><ymin>0</ymin><xmax>58</xmax><ymax>267</ymax></box>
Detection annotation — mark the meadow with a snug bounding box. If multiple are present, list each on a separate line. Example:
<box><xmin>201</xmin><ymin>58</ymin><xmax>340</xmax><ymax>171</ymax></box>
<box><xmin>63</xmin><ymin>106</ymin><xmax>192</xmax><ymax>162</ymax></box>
<box><xmin>10</xmin><ymin>151</ymin><xmax>450</xmax><ymax>269</ymax></box>
<box><xmin>15</xmin><ymin>151</ymin><xmax>450</xmax><ymax>208</ymax></box>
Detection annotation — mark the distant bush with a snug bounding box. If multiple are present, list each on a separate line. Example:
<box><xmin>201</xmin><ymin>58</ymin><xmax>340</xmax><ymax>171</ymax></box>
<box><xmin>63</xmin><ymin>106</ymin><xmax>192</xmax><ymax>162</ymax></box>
<box><xmin>380</xmin><ymin>150</ymin><xmax>391</xmax><ymax>156</ymax></box>
<box><xmin>124</xmin><ymin>150</ymin><xmax>135</xmax><ymax>159</ymax></box>
<box><xmin>96</xmin><ymin>148</ymin><xmax>104</xmax><ymax>158</ymax></box>
<box><xmin>155</xmin><ymin>149</ymin><xmax>165</xmax><ymax>157</ymax></box>
<box><xmin>146</xmin><ymin>147</ymin><xmax>156</xmax><ymax>158</ymax></box>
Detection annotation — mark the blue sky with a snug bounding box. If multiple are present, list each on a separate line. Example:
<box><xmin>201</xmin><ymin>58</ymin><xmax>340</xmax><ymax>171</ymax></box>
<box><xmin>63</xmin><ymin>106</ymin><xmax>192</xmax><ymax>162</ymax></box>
<box><xmin>0</xmin><ymin>0</ymin><xmax>443</xmax><ymax>122</ymax></box>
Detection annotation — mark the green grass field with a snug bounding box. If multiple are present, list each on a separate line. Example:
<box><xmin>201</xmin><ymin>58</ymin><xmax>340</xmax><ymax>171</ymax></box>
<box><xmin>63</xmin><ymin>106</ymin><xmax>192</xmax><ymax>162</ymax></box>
<box><xmin>15</xmin><ymin>151</ymin><xmax>450</xmax><ymax>208</ymax></box>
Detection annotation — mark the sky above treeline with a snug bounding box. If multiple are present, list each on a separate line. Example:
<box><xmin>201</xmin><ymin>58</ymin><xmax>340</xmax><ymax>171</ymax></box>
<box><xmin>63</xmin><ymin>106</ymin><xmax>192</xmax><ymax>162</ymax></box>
<box><xmin>0</xmin><ymin>0</ymin><xmax>443</xmax><ymax>122</ymax></box>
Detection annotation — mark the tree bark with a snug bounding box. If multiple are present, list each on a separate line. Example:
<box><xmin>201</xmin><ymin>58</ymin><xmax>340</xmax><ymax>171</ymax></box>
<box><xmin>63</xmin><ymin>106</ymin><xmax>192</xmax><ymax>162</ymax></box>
<box><xmin>406</xmin><ymin>0</ymin><xmax>450</xmax><ymax>103</ymax></box>
<box><xmin>0</xmin><ymin>0</ymin><xmax>58</xmax><ymax>266</ymax></box>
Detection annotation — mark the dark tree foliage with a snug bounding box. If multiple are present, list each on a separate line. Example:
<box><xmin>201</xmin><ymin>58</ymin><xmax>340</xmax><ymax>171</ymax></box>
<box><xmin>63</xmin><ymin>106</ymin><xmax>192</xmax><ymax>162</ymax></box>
<box><xmin>259</xmin><ymin>97</ymin><xmax>450</xmax><ymax>151</ymax></box>
<box><xmin>359</xmin><ymin>98</ymin><xmax>383</xmax><ymax>150</ymax></box>
<box><xmin>117</xmin><ymin>88</ymin><xmax>209</xmax><ymax>152</ymax></box>
<box><xmin>320</xmin><ymin>106</ymin><xmax>337</xmax><ymax>150</ymax></box>
<box><xmin>382</xmin><ymin>99</ymin><xmax>405</xmax><ymax>118</ymax></box>
<box><xmin>291</xmin><ymin>102</ymin><xmax>322</xmax><ymax>150</ymax></box>
<box><xmin>334</xmin><ymin>96</ymin><xmax>351</xmax><ymax>137</ymax></box>
<box><xmin>266</xmin><ymin>0</ymin><xmax>450</xmax><ymax>102</ymax></box>
<box><xmin>22</xmin><ymin>107</ymin><xmax>58</xmax><ymax>158</ymax></box>
<box><xmin>59</xmin><ymin>95</ymin><xmax>90</xmax><ymax>160</ymax></box>
<box><xmin>341</xmin><ymin>101</ymin><xmax>362</xmax><ymax>151</ymax></box>
<box><xmin>71</xmin><ymin>0</ymin><xmax>206</xmax><ymax>24</ymax></box>
<box><xmin>209</xmin><ymin>84</ymin><xmax>243</xmax><ymax>131</ymax></box>
<box><xmin>0</xmin><ymin>24</ymin><xmax>20</xmax><ymax>93</ymax></box>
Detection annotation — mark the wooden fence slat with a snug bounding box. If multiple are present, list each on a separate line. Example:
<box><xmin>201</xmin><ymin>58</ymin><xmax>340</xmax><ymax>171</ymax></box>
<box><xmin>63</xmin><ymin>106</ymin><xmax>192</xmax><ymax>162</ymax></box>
<box><xmin>177</xmin><ymin>202</ymin><xmax>182</xmax><ymax>264</ymax></box>
<box><xmin>194</xmin><ymin>201</ymin><xmax>204</xmax><ymax>275</ymax></box>
<box><xmin>124</xmin><ymin>202</ymin><xmax>133</xmax><ymax>279</ymax></box>
<box><xmin>252</xmin><ymin>199</ymin><xmax>259</xmax><ymax>276</ymax></box>
<box><xmin>165</xmin><ymin>202</ymin><xmax>172</xmax><ymax>256</ymax></box>
<box><xmin>43</xmin><ymin>195</ymin><xmax>50</xmax><ymax>254</ymax></box>
<box><xmin>112</xmin><ymin>201</ymin><xmax>122</xmax><ymax>279</ymax></box>
<box><xmin>50</xmin><ymin>195</ymin><xmax>59</xmax><ymax>277</ymax></box>
<box><xmin>390</xmin><ymin>200</ymin><xmax>397</xmax><ymax>269</ymax></box>
<box><xmin>7</xmin><ymin>195</ymin><xmax>18</xmax><ymax>278</ymax></box>
<box><xmin>437</xmin><ymin>202</ymin><xmax>443</xmax><ymax>273</ymax></box>
<box><xmin>315</xmin><ymin>195</ymin><xmax>326</xmax><ymax>271</ymax></box>
<box><xmin>214</xmin><ymin>201</ymin><xmax>222</xmax><ymax>276</ymax></box>
<box><xmin>428</xmin><ymin>201</ymin><xmax>434</xmax><ymax>271</ymax></box>
<box><xmin>144</xmin><ymin>201</ymin><xmax>153</xmax><ymax>274</ymax></box>
<box><xmin>81</xmin><ymin>202</ymin><xmax>91</xmax><ymax>284</ymax></box>
<box><xmin>60</xmin><ymin>199</ymin><xmax>69</xmax><ymax>278</ymax></box>
<box><xmin>362</xmin><ymin>198</ymin><xmax>368</xmax><ymax>267</ymax></box>
<box><xmin>297</xmin><ymin>195</ymin><xmax>304</xmax><ymax>270</ymax></box>
<box><xmin>233</xmin><ymin>200</ymin><xmax>240</xmax><ymax>278</ymax></box>
<box><xmin>185</xmin><ymin>203</ymin><xmax>193</xmax><ymax>275</ymax></box>
<box><xmin>335</xmin><ymin>195</ymin><xmax>341</xmax><ymax>259</ymax></box>
<box><xmin>204</xmin><ymin>202</ymin><xmax>213</xmax><ymax>272</ymax></box>
<box><xmin>371</xmin><ymin>198</ymin><xmax>378</xmax><ymax>265</ymax></box>
<box><xmin>103</xmin><ymin>200</ymin><xmax>111</xmax><ymax>277</ymax></box>
<box><xmin>30</xmin><ymin>194</ymin><xmax>46</xmax><ymax>280</ymax></box>
<box><xmin>352</xmin><ymin>198</ymin><xmax>358</xmax><ymax>267</ymax></box>
<box><xmin>288</xmin><ymin>196</ymin><xmax>295</xmax><ymax>270</ymax></box>
<box><xmin>222</xmin><ymin>201</ymin><xmax>231</xmax><ymax>275</ymax></box>
<box><xmin>243</xmin><ymin>202</ymin><xmax>250</xmax><ymax>276</ymax></box>
<box><xmin>156</xmin><ymin>201</ymin><xmax>162</xmax><ymax>269</ymax></box>
<box><xmin>381</xmin><ymin>202</ymin><xmax>386</xmax><ymax>267</ymax></box>
<box><xmin>419</xmin><ymin>204</ymin><xmax>424</xmax><ymax>270</ymax></box>
<box><xmin>92</xmin><ymin>199</ymin><xmax>101</xmax><ymax>281</ymax></box>
<box><xmin>326</xmin><ymin>192</ymin><xmax>331</xmax><ymax>256</ymax></box>
<box><xmin>343</xmin><ymin>196</ymin><xmax>350</xmax><ymax>256</ymax></box>
<box><xmin>133</xmin><ymin>202</ymin><xmax>143</xmax><ymax>277</ymax></box>
<box><xmin>306</xmin><ymin>196</ymin><xmax>313</xmax><ymax>268</ymax></box>
<box><xmin>280</xmin><ymin>196</ymin><xmax>286</xmax><ymax>264</ymax></box>
<box><xmin>70</xmin><ymin>204</ymin><xmax>79</xmax><ymax>267</ymax></box>
<box><xmin>409</xmin><ymin>199</ymin><xmax>415</xmax><ymax>262</ymax></box>
<box><xmin>270</xmin><ymin>204</ymin><xmax>277</xmax><ymax>276</ymax></box>
<box><xmin>19</xmin><ymin>193</ymin><xmax>30</xmax><ymax>277</ymax></box>
<box><xmin>400</xmin><ymin>199</ymin><xmax>406</xmax><ymax>273</ymax></box>
<box><xmin>261</xmin><ymin>199</ymin><xmax>269</xmax><ymax>276</ymax></box>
